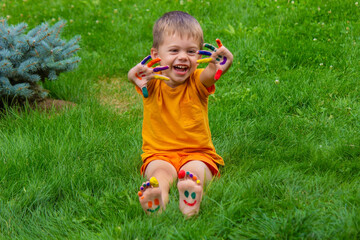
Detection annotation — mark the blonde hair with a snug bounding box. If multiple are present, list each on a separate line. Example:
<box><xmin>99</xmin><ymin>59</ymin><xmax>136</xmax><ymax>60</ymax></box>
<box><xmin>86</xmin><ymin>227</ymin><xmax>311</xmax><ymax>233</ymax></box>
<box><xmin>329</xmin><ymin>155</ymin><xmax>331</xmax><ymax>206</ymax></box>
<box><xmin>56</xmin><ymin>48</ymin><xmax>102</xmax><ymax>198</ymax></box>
<box><xmin>152</xmin><ymin>11</ymin><xmax>203</xmax><ymax>49</ymax></box>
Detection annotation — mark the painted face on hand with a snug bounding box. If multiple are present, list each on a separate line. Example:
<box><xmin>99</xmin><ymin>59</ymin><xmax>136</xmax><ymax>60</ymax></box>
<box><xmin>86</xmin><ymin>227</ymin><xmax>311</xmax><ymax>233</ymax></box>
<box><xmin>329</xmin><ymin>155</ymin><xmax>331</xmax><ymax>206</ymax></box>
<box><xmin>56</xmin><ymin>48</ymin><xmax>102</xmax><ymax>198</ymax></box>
<box><xmin>147</xmin><ymin>198</ymin><xmax>160</xmax><ymax>213</ymax></box>
<box><xmin>183</xmin><ymin>190</ymin><xmax>197</xmax><ymax>206</ymax></box>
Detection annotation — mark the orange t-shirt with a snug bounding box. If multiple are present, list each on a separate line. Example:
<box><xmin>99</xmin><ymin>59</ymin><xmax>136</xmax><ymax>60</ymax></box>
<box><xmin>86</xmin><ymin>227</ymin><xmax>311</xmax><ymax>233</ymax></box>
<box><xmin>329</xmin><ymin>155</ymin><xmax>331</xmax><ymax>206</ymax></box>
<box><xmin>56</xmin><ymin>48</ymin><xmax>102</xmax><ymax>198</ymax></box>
<box><xmin>136</xmin><ymin>69</ymin><xmax>224</xmax><ymax>166</ymax></box>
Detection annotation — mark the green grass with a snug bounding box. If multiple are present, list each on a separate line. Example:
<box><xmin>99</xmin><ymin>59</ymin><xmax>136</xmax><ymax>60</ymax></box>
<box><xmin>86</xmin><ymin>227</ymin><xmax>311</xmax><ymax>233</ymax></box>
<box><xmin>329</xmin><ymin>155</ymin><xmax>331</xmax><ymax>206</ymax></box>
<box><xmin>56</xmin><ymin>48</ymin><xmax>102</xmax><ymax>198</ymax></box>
<box><xmin>1</xmin><ymin>0</ymin><xmax>360</xmax><ymax>239</ymax></box>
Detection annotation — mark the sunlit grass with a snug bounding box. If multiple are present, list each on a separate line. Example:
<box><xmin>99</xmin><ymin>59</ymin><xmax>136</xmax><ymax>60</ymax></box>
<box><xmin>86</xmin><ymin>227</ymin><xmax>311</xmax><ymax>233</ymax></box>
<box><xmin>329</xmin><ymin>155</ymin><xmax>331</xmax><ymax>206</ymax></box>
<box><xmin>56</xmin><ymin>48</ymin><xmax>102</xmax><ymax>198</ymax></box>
<box><xmin>1</xmin><ymin>0</ymin><xmax>359</xmax><ymax>239</ymax></box>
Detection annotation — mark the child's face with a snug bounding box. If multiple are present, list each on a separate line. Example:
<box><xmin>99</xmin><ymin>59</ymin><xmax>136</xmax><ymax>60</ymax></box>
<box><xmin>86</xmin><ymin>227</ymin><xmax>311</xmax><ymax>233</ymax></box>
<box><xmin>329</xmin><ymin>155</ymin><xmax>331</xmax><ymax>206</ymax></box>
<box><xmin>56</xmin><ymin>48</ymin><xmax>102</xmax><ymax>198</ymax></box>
<box><xmin>151</xmin><ymin>33</ymin><xmax>201</xmax><ymax>87</ymax></box>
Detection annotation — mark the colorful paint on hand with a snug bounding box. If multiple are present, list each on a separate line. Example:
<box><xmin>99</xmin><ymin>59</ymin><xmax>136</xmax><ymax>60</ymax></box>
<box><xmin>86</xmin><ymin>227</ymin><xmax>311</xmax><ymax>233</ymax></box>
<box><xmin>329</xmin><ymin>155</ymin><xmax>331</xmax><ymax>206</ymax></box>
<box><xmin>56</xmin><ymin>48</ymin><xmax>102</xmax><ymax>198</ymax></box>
<box><xmin>204</xmin><ymin>43</ymin><xmax>216</xmax><ymax>51</ymax></box>
<box><xmin>216</xmin><ymin>39</ymin><xmax>223</xmax><ymax>48</ymax></box>
<box><xmin>198</xmin><ymin>50</ymin><xmax>212</xmax><ymax>56</ymax></box>
<box><xmin>147</xmin><ymin>58</ymin><xmax>161</xmax><ymax>67</ymax></box>
<box><xmin>141</xmin><ymin>55</ymin><xmax>152</xmax><ymax>65</ymax></box>
<box><xmin>220</xmin><ymin>56</ymin><xmax>227</xmax><ymax>65</ymax></box>
<box><xmin>214</xmin><ymin>69</ymin><xmax>223</xmax><ymax>80</ymax></box>
<box><xmin>153</xmin><ymin>66</ymin><xmax>169</xmax><ymax>72</ymax></box>
<box><xmin>142</xmin><ymin>87</ymin><xmax>149</xmax><ymax>98</ymax></box>
<box><xmin>197</xmin><ymin>58</ymin><xmax>213</xmax><ymax>64</ymax></box>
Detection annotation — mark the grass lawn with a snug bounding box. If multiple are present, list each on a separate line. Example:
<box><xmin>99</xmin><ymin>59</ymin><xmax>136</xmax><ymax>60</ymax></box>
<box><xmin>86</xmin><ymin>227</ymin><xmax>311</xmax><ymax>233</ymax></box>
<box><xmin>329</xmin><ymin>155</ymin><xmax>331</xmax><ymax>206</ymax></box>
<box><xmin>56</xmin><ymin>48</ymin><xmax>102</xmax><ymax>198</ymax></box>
<box><xmin>1</xmin><ymin>0</ymin><xmax>360</xmax><ymax>239</ymax></box>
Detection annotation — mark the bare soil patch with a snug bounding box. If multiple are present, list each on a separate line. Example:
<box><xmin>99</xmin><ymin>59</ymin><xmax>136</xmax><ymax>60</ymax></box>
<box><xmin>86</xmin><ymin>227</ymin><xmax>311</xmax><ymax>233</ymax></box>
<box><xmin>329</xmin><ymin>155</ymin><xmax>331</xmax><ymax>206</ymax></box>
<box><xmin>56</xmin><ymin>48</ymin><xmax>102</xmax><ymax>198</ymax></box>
<box><xmin>96</xmin><ymin>77</ymin><xmax>142</xmax><ymax>113</ymax></box>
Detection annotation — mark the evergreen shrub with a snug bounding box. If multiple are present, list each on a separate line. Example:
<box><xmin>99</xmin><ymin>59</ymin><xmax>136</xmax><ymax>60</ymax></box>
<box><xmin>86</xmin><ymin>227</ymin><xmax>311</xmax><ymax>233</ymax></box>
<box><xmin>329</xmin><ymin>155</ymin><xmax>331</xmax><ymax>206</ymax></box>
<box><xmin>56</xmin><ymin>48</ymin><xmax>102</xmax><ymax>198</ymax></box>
<box><xmin>0</xmin><ymin>19</ymin><xmax>80</xmax><ymax>105</ymax></box>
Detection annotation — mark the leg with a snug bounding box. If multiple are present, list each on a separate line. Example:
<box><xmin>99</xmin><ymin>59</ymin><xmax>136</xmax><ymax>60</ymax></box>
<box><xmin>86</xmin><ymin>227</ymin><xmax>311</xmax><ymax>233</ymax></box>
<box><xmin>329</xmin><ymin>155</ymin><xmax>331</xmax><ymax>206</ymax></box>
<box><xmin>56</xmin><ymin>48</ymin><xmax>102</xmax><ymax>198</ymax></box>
<box><xmin>138</xmin><ymin>160</ymin><xmax>177</xmax><ymax>214</ymax></box>
<box><xmin>177</xmin><ymin>160</ymin><xmax>213</xmax><ymax>217</ymax></box>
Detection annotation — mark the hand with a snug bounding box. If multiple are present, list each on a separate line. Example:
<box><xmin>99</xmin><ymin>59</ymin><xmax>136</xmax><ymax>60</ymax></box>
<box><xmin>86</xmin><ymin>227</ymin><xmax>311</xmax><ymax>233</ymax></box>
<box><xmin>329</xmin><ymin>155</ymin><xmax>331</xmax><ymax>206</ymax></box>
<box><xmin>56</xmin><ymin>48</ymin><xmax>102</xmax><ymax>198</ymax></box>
<box><xmin>197</xmin><ymin>39</ymin><xmax>233</xmax><ymax>80</ymax></box>
<box><xmin>129</xmin><ymin>55</ymin><xmax>169</xmax><ymax>98</ymax></box>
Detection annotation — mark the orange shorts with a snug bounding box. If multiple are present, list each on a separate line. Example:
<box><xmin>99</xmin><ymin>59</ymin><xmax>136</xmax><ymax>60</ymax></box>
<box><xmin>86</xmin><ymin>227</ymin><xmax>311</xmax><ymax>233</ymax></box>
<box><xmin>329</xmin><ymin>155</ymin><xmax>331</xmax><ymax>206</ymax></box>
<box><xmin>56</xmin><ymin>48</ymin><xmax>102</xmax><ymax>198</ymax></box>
<box><xmin>140</xmin><ymin>152</ymin><xmax>220</xmax><ymax>177</ymax></box>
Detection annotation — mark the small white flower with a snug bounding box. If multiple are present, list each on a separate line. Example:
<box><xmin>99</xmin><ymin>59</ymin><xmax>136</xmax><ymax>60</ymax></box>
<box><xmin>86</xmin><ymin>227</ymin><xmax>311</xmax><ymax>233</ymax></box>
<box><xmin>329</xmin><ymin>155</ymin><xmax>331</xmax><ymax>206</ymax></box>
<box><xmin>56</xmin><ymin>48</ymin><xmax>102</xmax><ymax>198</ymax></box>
<box><xmin>96</xmin><ymin>20</ymin><xmax>99</xmax><ymax>24</ymax></box>
<box><xmin>6</xmin><ymin>15</ymin><xmax>11</xmax><ymax>19</ymax></box>
<box><xmin>330</xmin><ymin>65</ymin><xmax>333</xmax><ymax>69</ymax></box>
<box><xmin>277</xmin><ymin>5</ymin><xmax>280</xmax><ymax>8</ymax></box>
<box><xmin>88</xmin><ymin>32</ymin><xmax>92</xmax><ymax>35</ymax></box>
<box><xmin>319</xmin><ymin>63</ymin><xmax>323</xmax><ymax>66</ymax></box>
<box><xmin>318</xmin><ymin>7</ymin><xmax>321</xmax><ymax>11</ymax></box>
<box><xmin>313</xmin><ymin>38</ymin><xmax>317</xmax><ymax>41</ymax></box>
<box><xmin>328</xmin><ymin>38</ymin><xmax>331</xmax><ymax>42</ymax></box>
<box><xmin>328</xmin><ymin>10</ymin><xmax>332</xmax><ymax>13</ymax></box>
<box><xmin>71</xmin><ymin>5</ymin><xmax>74</xmax><ymax>8</ymax></box>
<box><xmin>70</xmin><ymin>19</ymin><xmax>74</xmax><ymax>23</ymax></box>
<box><xmin>291</xmin><ymin>1</ymin><xmax>295</xmax><ymax>3</ymax></box>
<box><xmin>51</xmin><ymin>18</ymin><xmax>56</xmax><ymax>22</ymax></box>
<box><xmin>356</xmin><ymin>2</ymin><xmax>359</xmax><ymax>6</ymax></box>
<box><xmin>275</xmin><ymin>79</ymin><xmax>280</xmax><ymax>84</ymax></box>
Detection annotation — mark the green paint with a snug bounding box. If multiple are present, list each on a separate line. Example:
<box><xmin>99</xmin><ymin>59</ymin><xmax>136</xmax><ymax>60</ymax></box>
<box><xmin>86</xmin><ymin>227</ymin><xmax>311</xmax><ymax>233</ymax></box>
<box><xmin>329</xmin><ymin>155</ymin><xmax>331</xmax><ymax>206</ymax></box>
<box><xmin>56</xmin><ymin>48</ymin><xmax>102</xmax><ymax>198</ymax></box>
<box><xmin>191</xmin><ymin>192</ymin><xmax>196</xmax><ymax>199</ymax></box>
<box><xmin>184</xmin><ymin>190</ymin><xmax>189</xmax><ymax>198</ymax></box>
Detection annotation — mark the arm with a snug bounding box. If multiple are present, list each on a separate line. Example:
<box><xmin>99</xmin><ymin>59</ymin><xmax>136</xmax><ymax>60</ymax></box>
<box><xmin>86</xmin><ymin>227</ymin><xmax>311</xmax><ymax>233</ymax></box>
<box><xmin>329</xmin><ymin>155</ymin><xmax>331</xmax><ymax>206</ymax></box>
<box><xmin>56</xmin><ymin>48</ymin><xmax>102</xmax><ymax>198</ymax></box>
<box><xmin>198</xmin><ymin>39</ymin><xmax>233</xmax><ymax>88</ymax></box>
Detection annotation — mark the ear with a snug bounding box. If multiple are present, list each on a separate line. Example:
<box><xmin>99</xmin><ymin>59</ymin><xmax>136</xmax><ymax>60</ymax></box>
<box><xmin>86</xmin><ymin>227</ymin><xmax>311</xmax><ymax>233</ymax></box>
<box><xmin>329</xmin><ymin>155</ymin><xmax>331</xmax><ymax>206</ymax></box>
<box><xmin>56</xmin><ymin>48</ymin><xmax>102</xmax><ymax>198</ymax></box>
<box><xmin>151</xmin><ymin>48</ymin><xmax>159</xmax><ymax>59</ymax></box>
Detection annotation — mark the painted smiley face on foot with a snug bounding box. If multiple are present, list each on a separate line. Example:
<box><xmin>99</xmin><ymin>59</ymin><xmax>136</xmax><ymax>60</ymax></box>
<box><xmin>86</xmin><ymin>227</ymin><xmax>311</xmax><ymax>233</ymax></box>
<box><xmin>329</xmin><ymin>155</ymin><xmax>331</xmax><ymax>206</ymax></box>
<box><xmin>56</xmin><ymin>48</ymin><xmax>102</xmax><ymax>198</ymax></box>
<box><xmin>183</xmin><ymin>190</ymin><xmax>197</xmax><ymax>206</ymax></box>
<box><xmin>146</xmin><ymin>198</ymin><xmax>160</xmax><ymax>213</ymax></box>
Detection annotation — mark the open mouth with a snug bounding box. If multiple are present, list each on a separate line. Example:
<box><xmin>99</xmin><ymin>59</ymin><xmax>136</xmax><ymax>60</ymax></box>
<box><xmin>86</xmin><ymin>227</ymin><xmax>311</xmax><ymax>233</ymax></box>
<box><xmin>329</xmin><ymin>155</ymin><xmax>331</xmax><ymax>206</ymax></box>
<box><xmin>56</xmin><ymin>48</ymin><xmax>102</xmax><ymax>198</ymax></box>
<box><xmin>173</xmin><ymin>65</ymin><xmax>189</xmax><ymax>74</ymax></box>
<box><xmin>184</xmin><ymin>200</ymin><xmax>197</xmax><ymax>206</ymax></box>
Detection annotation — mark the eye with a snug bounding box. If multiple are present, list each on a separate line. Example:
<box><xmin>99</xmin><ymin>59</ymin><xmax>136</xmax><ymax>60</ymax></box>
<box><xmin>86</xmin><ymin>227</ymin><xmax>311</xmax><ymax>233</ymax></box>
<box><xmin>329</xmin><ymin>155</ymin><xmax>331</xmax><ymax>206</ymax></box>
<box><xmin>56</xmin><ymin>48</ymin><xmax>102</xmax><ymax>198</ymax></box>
<box><xmin>184</xmin><ymin>190</ymin><xmax>189</xmax><ymax>198</ymax></box>
<box><xmin>191</xmin><ymin>192</ymin><xmax>196</xmax><ymax>199</ymax></box>
<box><xmin>169</xmin><ymin>49</ymin><xmax>178</xmax><ymax>53</ymax></box>
<box><xmin>188</xmin><ymin>50</ymin><xmax>197</xmax><ymax>55</ymax></box>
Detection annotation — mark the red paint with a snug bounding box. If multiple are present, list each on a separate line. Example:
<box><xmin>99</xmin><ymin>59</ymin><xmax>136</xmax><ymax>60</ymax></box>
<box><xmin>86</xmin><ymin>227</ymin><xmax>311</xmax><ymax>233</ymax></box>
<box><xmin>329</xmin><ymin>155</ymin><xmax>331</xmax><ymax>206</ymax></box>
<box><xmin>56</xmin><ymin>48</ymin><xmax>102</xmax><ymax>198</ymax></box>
<box><xmin>216</xmin><ymin>39</ymin><xmax>223</xmax><ymax>48</ymax></box>
<box><xmin>184</xmin><ymin>200</ymin><xmax>197</xmax><ymax>206</ymax></box>
<box><xmin>147</xmin><ymin>58</ymin><xmax>161</xmax><ymax>67</ymax></box>
<box><xmin>135</xmin><ymin>73</ymin><xmax>142</xmax><ymax>80</ymax></box>
<box><xmin>178</xmin><ymin>170</ymin><xmax>186</xmax><ymax>179</ymax></box>
<box><xmin>214</xmin><ymin>69</ymin><xmax>223</xmax><ymax>80</ymax></box>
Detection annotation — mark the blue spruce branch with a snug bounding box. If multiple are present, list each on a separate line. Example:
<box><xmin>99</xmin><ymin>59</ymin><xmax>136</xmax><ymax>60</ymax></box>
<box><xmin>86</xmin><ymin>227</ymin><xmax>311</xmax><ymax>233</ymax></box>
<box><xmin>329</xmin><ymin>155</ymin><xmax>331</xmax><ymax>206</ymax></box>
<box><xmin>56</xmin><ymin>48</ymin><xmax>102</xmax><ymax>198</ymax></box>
<box><xmin>0</xmin><ymin>18</ymin><xmax>81</xmax><ymax>103</ymax></box>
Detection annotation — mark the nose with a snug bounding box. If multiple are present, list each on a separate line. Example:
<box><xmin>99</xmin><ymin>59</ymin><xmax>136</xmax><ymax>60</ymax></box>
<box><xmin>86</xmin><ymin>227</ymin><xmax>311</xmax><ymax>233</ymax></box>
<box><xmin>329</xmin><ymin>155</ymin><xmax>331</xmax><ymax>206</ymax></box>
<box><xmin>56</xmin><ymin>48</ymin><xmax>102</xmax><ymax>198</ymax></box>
<box><xmin>178</xmin><ymin>51</ymin><xmax>187</xmax><ymax>60</ymax></box>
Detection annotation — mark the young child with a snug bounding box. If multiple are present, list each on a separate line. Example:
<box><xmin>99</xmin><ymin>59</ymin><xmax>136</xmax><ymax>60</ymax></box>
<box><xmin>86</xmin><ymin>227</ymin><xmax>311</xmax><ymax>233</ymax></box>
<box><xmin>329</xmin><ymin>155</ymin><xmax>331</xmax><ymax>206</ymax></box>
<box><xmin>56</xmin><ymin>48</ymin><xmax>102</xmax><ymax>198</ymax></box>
<box><xmin>128</xmin><ymin>11</ymin><xmax>233</xmax><ymax>217</ymax></box>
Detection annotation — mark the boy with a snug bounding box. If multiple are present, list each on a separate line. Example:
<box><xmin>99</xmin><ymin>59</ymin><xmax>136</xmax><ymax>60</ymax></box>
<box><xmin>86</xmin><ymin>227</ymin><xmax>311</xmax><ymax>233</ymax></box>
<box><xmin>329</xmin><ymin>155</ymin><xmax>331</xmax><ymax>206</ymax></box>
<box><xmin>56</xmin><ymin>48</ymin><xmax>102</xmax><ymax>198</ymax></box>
<box><xmin>128</xmin><ymin>11</ymin><xmax>233</xmax><ymax>216</ymax></box>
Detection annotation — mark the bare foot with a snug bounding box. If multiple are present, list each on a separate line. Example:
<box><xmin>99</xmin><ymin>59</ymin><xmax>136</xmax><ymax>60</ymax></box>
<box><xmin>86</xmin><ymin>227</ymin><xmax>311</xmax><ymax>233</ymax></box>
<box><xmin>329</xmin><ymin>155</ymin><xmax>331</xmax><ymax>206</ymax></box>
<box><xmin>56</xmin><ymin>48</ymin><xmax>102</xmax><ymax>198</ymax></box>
<box><xmin>177</xmin><ymin>170</ymin><xmax>203</xmax><ymax>217</ymax></box>
<box><xmin>138</xmin><ymin>177</ymin><xmax>164</xmax><ymax>214</ymax></box>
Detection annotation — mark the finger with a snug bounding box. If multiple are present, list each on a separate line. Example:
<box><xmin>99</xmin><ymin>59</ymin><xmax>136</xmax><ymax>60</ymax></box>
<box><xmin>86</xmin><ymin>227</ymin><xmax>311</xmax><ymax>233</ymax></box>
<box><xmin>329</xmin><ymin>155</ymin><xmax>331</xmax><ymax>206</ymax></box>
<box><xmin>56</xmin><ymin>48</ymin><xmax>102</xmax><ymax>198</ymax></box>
<box><xmin>204</xmin><ymin>43</ymin><xmax>217</xmax><ymax>52</ymax></box>
<box><xmin>152</xmin><ymin>75</ymin><xmax>170</xmax><ymax>81</ymax></box>
<box><xmin>220</xmin><ymin>56</ymin><xmax>227</xmax><ymax>65</ymax></box>
<box><xmin>142</xmin><ymin>87</ymin><xmax>149</xmax><ymax>98</ymax></box>
<box><xmin>147</xmin><ymin>58</ymin><xmax>161</xmax><ymax>67</ymax></box>
<box><xmin>216</xmin><ymin>39</ymin><xmax>223</xmax><ymax>48</ymax></box>
<box><xmin>153</xmin><ymin>66</ymin><xmax>169</xmax><ymax>72</ymax></box>
<box><xmin>197</xmin><ymin>50</ymin><xmax>212</xmax><ymax>56</ymax></box>
<box><xmin>214</xmin><ymin>69</ymin><xmax>223</xmax><ymax>80</ymax></box>
<box><xmin>141</xmin><ymin>55</ymin><xmax>152</xmax><ymax>65</ymax></box>
<box><xmin>197</xmin><ymin>58</ymin><xmax>213</xmax><ymax>64</ymax></box>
